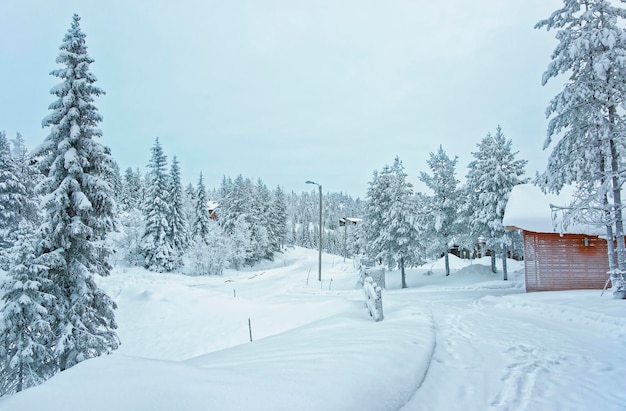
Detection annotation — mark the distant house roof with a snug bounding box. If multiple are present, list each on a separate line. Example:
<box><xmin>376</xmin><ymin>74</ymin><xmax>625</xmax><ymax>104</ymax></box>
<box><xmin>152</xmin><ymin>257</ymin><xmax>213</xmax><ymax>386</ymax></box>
<box><xmin>503</xmin><ymin>184</ymin><xmax>604</xmax><ymax>236</ymax></box>
<box><xmin>339</xmin><ymin>217</ymin><xmax>362</xmax><ymax>226</ymax></box>
<box><xmin>207</xmin><ymin>201</ymin><xmax>218</xmax><ymax>212</ymax></box>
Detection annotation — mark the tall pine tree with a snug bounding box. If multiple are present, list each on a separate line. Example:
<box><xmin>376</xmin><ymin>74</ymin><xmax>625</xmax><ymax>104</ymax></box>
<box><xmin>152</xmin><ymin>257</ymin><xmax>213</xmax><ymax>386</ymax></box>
<box><xmin>120</xmin><ymin>167</ymin><xmax>143</xmax><ymax>211</ymax></box>
<box><xmin>536</xmin><ymin>0</ymin><xmax>626</xmax><ymax>297</ymax></box>
<box><xmin>465</xmin><ymin>126</ymin><xmax>527</xmax><ymax>279</ymax></box>
<box><xmin>0</xmin><ymin>131</ymin><xmax>32</xmax><ymax>253</ymax></box>
<box><xmin>192</xmin><ymin>172</ymin><xmax>212</xmax><ymax>244</ymax></box>
<box><xmin>141</xmin><ymin>138</ymin><xmax>175</xmax><ymax>272</ymax></box>
<box><xmin>270</xmin><ymin>185</ymin><xmax>288</xmax><ymax>251</ymax></box>
<box><xmin>365</xmin><ymin>157</ymin><xmax>421</xmax><ymax>288</ymax></box>
<box><xmin>32</xmin><ymin>13</ymin><xmax>119</xmax><ymax>372</ymax></box>
<box><xmin>168</xmin><ymin>156</ymin><xmax>188</xmax><ymax>268</ymax></box>
<box><xmin>0</xmin><ymin>224</ymin><xmax>56</xmax><ymax>396</ymax></box>
<box><xmin>419</xmin><ymin>145</ymin><xmax>461</xmax><ymax>276</ymax></box>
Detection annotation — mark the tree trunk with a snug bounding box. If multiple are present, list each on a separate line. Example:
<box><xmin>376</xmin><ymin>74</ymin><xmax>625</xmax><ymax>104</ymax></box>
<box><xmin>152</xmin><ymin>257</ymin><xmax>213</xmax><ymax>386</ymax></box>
<box><xmin>595</xmin><ymin>149</ymin><xmax>621</xmax><ymax>296</ymax></box>
<box><xmin>609</xmin><ymin>134</ymin><xmax>626</xmax><ymax>298</ymax></box>
<box><xmin>444</xmin><ymin>249</ymin><xmax>450</xmax><ymax>276</ymax></box>
<box><xmin>502</xmin><ymin>247</ymin><xmax>508</xmax><ymax>281</ymax></box>
<box><xmin>490</xmin><ymin>252</ymin><xmax>496</xmax><ymax>274</ymax></box>
<box><xmin>605</xmin><ymin>224</ymin><xmax>616</xmax><ymax>271</ymax></box>
<box><xmin>600</xmin><ymin>154</ymin><xmax>617</xmax><ymax>272</ymax></box>
<box><xmin>17</xmin><ymin>359</ymin><xmax>23</xmax><ymax>393</ymax></box>
<box><xmin>605</xmin><ymin>223</ymin><xmax>617</xmax><ymax>294</ymax></box>
<box><xmin>400</xmin><ymin>256</ymin><xmax>407</xmax><ymax>289</ymax></box>
<box><xmin>608</xmin><ymin>105</ymin><xmax>625</xmax><ymax>297</ymax></box>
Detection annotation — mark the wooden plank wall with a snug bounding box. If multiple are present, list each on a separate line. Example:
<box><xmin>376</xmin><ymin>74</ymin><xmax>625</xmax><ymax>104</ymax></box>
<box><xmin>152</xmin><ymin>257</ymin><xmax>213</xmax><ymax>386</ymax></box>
<box><xmin>523</xmin><ymin>231</ymin><xmax>609</xmax><ymax>291</ymax></box>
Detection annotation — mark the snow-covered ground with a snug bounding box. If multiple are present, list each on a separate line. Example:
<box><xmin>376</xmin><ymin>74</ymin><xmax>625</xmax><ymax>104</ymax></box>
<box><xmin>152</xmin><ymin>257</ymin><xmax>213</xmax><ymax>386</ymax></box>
<box><xmin>1</xmin><ymin>247</ymin><xmax>624</xmax><ymax>410</ymax></box>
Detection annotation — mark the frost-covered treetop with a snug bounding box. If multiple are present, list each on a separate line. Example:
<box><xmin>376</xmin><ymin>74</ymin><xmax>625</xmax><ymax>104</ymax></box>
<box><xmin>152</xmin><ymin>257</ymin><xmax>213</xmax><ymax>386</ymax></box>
<box><xmin>503</xmin><ymin>183</ymin><xmax>605</xmax><ymax>236</ymax></box>
<box><xmin>535</xmin><ymin>0</ymin><xmax>626</xmax><ymax>149</ymax></box>
<box><xmin>40</xmin><ymin>13</ymin><xmax>103</xmax><ymax>145</ymax></box>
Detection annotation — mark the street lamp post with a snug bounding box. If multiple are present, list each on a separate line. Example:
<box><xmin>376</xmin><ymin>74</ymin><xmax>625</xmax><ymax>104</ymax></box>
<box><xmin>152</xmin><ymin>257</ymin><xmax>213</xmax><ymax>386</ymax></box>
<box><xmin>306</xmin><ymin>180</ymin><xmax>322</xmax><ymax>281</ymax></box>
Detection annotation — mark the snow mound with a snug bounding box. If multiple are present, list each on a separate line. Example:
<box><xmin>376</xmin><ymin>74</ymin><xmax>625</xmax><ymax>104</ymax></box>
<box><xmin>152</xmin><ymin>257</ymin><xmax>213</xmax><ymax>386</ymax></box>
<box><xmin>384</xmin><ymin>255</ymin><xmax>525</xmax><ymax>290</ymax></box>
<box><xmin>0</xmin><ymin>308</ymin><xmax>436</xmax><ymax>411</ymax></box>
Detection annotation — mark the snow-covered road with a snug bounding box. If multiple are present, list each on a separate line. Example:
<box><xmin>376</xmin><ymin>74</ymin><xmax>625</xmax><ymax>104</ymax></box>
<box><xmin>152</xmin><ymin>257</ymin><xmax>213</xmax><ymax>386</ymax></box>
<box><xmin>396</xmin><ymin>288</ymin><xmax>625</xmax><ymax>411</ymax></box>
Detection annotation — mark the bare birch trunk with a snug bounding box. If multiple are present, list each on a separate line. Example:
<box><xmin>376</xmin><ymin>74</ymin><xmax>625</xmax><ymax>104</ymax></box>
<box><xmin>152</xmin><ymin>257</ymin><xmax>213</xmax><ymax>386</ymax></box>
<box><xmin>601</xmin><ymin>156</ymin><xmax>617</xmax><ymax>272</ymax></box>
<box><xmin>608</xmin><ymin>109</ymin><xmax>625</xmax><ymax>298</ymax></box>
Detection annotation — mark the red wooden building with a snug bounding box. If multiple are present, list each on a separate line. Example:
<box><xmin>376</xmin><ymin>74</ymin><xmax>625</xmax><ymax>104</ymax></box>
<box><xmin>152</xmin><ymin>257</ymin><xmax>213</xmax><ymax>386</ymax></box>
<box><xmin>519</xmin><ymin>231</ymin><xmax>608</xmax><ymax>291</ymax></box>
<box><xmin>208</xmin><ymin>201</ymin><xmax>218</xmax><ymax>221</ymax></box>
<box><xmin>503</xmin><ymin>184</ymin><xmax>609</xmax><ymax>291</ymax></box>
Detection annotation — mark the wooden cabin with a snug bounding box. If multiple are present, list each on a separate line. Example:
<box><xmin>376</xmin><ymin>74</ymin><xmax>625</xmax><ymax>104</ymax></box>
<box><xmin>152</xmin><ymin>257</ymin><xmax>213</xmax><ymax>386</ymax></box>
<box><xmin>207</xmin><ymin>201</ymin><xmax>218</xmax><ymax>221</ymax></box>
<box><xmin>519</xmin><ymin>231</ymin><xmax>608</xmax><ymax>291</ymax></box>
<box><xmin>338</xmin><ymin>217</ymin><xmax>362</xmax><ymax>226</ymax></box>
<box><xmin>503</xmin><ymin>184</ymin><xmax>609</xmax><ymax>291</ymax></box>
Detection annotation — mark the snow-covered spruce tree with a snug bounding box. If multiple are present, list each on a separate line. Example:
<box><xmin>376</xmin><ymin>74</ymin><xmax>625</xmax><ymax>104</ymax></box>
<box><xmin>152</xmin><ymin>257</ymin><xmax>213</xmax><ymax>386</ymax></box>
<box><xmin>218</xmin><ymin>175</ymin><xmax>271</xmax><ymax>265</ymax></box>
<box><xmin>167</xmin><ymin>156</ymin><xmax>188</xmax><ymax>268</ymax></box>
<box><xmin>419</xmin><ymin>145</ymin><xmax>462</xmax><ymax>276</ymax></box>
<box><xmin>0</xmin><ymin>224</ymin><xmax>56</xmax><ymax>396</ymax></box>
<box><xmin>9</xmin><ymin>132</ymin><xmax>41</xmax><ymax>219</ymax></box>
<box><xmin>120</xmin><ymin>167</ymin><xmax>143</xmax><ymax>211</ymax></box>
<box><xmin>465</xmin><ymin>126</ymin><xmax>527</xmax><ymax>279</ymax></box>
<box><xmin>230</xmin><ymin>214</ymin><xmax>253</xmax><ymax>270</ymax></box>
<box><xmin>364</xmin><ymin>169</ymin><xmax>390</xmax><ymax>261</ymax></box>
<box><xmin>117</xmin><ymin>208</ymin><xmax>144</xmax><ymax>266</ymax></box>
<box><xmin>183</xmin><ymin>182</ymin><xmax>196</xmax><ymax>236</ymax></box>
<box><xmin>192</xmin><ymin>172</ymin><xmax>212</xmax><ymax>244</ymax></box>
<box><xmin>218</xmin><ymin>175</ymin><xmax>245</xmax><ymax>235</ymax></box>
<box><xmin>10</xmin><ymin>132</ymin><xmax>27</xmax><ymax>161</ymax></box>
<box><xmin>536</xmin><ymin>0</ymin><xmax>626</xmax><ymax>298</ymax></box>
<box><xmin>117</xmin><ymin>169</ymin><xmax>145</xmax><ymax>266</ymax></box>
<box><xmin>289</xmin><ymin>190</ymin><xmax>312</xmax><ymax>248</ymax></box>
<box><xmin>365</xmin><ymin>157</ymin><xmax>422</xmax><ymax>288</ymax></box>
<box><xmin>0</xmin><ymin>132</ymin><xmax>26</xmax><ymax>252</ymax></box>
<box><xmin>250</xmin><ymin>179</ymin><xmax>272</xmax><ymax>260</ymax></box>
<box><xmin>0</xmin><ymin>132</ymin><xmax>47</xmax><ymax>396</ymax></box>
<box><xmin>141</xmin><ymin>137</ymin><xmax>175</xmax><ymax>272</ymax></box>
<box><xmin>107</xmin><ymin>159</ymin><xmax>123</xmax><ymax>212</ymax></box>
<box><xmin>271</xmin><ymin>185</ymin><xmax>288</xmax><ymax>250</ymax></box>
<box><xmin>32</xmin><ymin>14</ymin><xmax>119</xmax><ymax>371</ymax></box>
<box><xmin>298</xmin><ymin>209</ymin><xmax>314</xmax><ymax>249</ymax></box>
<box><xmin>187</xmin><ymin>173</ymin><xmax>241</xmax><ymax>275</ymax></box>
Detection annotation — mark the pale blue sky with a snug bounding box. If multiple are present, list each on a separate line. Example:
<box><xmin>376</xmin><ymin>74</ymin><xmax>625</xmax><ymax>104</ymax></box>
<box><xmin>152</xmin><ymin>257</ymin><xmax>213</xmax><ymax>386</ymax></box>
<box><xmin>1</xmin><ymin>0</ymin><xmax>563</xmax><ymax>197</ymax></box>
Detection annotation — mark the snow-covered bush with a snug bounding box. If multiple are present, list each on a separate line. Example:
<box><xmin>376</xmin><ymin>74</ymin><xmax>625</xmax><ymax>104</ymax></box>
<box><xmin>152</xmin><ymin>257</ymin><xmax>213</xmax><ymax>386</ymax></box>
<box><xmin>114</xmin><ymin>209</ymin><xmax>145</xmax><ymax>267</ymax></box>
<box><xmin>185</xmin><ymin>223</ymin><xmax>233</xmax><ymax>276</ymax></box>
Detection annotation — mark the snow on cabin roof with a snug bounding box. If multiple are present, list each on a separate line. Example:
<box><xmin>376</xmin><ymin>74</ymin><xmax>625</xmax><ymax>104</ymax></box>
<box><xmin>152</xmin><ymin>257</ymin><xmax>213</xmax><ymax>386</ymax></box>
<box><xmin>503</xmin><ymin>184</ymin><xmax>604</xmax><ymax>236</ymax></box>
<box><xmin>339</xmin><ymin>217</ymin><xmax>362</xmax><ymax>226</ymax></box>
<box><xmin>207</xmin><ymin>201</ymin><xmax>218</xmax><ymax>211</ymax></box>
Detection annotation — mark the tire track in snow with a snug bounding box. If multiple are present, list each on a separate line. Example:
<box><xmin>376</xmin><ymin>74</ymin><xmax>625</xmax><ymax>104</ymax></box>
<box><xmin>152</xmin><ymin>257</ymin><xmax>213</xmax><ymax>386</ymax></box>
<box><xmin>398</xmin><ymin>290</ymin><xmax>591</xmax><ymax>411</ymax></box>
<box><xmin>489</xmin><ymin>344</ymin><xmax>565</xmax><ymax>411</ymax></box>
<box><xmin>400</xmin><ymin>297</ymin><xmax>491</xmax><ymax>411</ymax></box>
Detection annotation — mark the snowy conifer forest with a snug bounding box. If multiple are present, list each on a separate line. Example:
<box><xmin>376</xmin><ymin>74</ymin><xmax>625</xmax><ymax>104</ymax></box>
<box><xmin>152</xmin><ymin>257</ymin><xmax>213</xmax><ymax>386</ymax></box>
<box><xmin>1</xmin><ymin>2</ymin><xmax>626</xmax><ymax>409</ymax></box>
